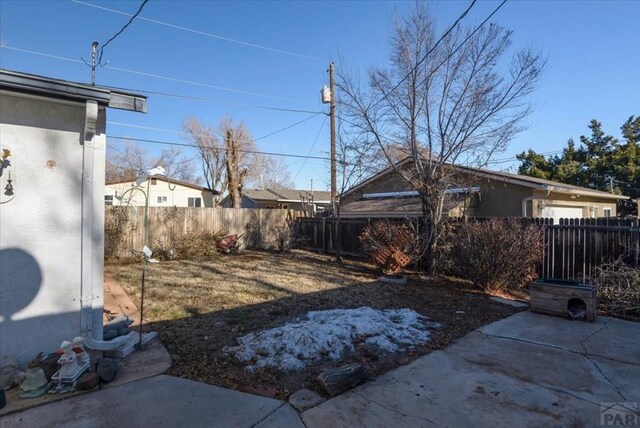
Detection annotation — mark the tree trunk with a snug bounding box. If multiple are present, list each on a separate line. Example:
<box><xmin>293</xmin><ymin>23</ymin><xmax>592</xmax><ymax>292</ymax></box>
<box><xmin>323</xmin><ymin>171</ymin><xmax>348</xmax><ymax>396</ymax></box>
<box><xmin>225</xmin><ymin>129</ymin><xmax>242</xmax><ymax>208</ymax></box>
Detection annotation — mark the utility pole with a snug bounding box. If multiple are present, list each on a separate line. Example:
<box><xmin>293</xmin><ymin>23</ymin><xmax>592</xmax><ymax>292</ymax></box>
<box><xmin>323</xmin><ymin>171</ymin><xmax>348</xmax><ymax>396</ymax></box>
<box><xmin>329</xmin><ymin>63</ymin><xmax>337</xmax><ymax>212</ymax></box>
<box><xmin>90</xmin><ymin>42</ymin><xmax>98</xmax><ymax>85</ymax></box>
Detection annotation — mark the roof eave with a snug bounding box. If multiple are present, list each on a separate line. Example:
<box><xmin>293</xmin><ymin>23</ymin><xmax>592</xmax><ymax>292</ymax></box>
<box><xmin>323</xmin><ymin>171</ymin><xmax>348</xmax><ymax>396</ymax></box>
<box><xmin>0</xmin><ymin>69</ymin><xmax>147</xmax><ymax>113</ymax></box>
<box><xmin>546</xmin><ymin>186</ymin><xmax>629</xmax><ymax>200</ymax></box>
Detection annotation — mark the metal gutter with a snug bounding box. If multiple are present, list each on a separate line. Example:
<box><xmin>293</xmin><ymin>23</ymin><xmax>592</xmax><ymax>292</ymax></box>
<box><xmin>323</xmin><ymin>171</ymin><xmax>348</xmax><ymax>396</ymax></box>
<box><xmin>0</xmin><ymin>69</ymin><xmax>147</xmax><ymax>113</ymax></box>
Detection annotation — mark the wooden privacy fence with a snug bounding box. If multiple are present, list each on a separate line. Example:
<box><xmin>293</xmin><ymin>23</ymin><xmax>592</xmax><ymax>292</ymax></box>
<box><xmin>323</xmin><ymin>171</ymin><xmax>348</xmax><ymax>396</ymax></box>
<box><xmin>105</xmin><ymin>207</ymin><xmax>304</xmax><ymax>258</ymax></box>
<box><xmin>541</xmin><ymin>217</ymin><xmax>639</xmax><ymax>280</ymax></box>
<box><xmin>296</xmin><ymin>216</ymin><xmax>640</xmax><ymax>280</ymax></box>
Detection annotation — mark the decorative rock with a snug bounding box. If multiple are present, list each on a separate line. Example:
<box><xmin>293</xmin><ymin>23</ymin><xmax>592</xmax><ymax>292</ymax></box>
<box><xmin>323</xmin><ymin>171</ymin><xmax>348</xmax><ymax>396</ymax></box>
<box><xmin>0</xmin><ymin>356</ymin><xmax>20</xmax><ymax>390</ymax></box>
<box><xmin>317</xmin><ymin>363</ymin><xmax>369</xmax><ymax>396</ymax></box>
<box><xmin>96</xmin><ymin>358</ymin><xmax>119</xmax><ymax>383</ymax></box>
<box><xmin>78</xmin><ymin>372</ymin><xmax>99</xmax><ymax>390</ymax></box>
<box><xmin>288</xmin><ymin>388</ymin><xmax>326</xmax><ymax>411</ymax></box>
<box><xmin>19</xmin><ymin>367</ymin><xmax>48</xmax><ymax>399</ymax></box>
<box><xmin>378</xmin><ymin>275</ymin><xmax>407</xmax><ymax>285</ymax></box>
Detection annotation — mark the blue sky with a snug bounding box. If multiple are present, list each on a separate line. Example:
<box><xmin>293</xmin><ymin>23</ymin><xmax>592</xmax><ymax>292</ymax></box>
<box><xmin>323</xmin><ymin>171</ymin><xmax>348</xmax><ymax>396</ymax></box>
<box><xmin>1</xmin><ymin>0</ymin><xmax>638</xmax><ymax>190</ymax></box>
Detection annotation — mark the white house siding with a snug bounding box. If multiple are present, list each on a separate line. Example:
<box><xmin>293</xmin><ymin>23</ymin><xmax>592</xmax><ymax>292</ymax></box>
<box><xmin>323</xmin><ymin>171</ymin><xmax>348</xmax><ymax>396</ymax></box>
<box><xmin>0</xmin><ymin>92</ymin><xmax>106</xmax><ymax>364</ymax></box>
<box><xmin>105</xmin><ymin>181</ymin><xmax>215</xmax><ymax>207</ymax></box>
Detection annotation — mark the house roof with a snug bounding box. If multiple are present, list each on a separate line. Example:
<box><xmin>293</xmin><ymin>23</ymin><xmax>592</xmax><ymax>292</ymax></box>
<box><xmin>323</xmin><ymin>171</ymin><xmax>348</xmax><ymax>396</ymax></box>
<box><xmin>241</xmin><ymin>188</ymin><xmax>331</xmax><ymax>203</ymax></box>
<box><xmin>106</xmin><ymin>175</ymin><xmax>218</xmax><ymax>194</ymax></box>
<box><xmin>276</xmin><ymin>189</ymin><xmax>331</xmax><ymax>202</ymax></box>
<box><xmin>0</xmin><ymin>68</ymin><xmax>147</xmax><ymax>112</ymax></box>
<box><xmin>241</xmin><ymin>188</ymin><xmax>282</xmax><ymax>201</ymax></box>
<box><xmin>344</xmin><ymin>157</ymin><xmax>628</xmax><ymax>201</ymax></box>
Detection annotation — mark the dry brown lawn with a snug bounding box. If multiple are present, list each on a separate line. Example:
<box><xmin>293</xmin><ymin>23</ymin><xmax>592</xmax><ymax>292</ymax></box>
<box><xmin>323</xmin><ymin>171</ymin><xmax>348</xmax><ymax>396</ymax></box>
<box><xmin>107</xmin><ymin>250</ymin><xmax>523</xmax><ymax>399</ymax></box>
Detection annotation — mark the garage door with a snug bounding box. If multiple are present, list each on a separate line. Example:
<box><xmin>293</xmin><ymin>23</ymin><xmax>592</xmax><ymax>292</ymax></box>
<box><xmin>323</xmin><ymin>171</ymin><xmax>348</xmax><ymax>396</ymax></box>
<box><xmin>541</xmin><ymin>206</ymin><xmax>583</xmax><ymax>223</ymax></box>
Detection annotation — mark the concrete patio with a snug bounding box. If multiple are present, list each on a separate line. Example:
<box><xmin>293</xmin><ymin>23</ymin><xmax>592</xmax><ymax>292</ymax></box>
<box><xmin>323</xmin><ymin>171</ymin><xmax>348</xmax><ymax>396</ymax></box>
<box><xmin>2</xmin><ymin>312</ymin><xmax>637</xmax><ymax>427</ymax></box>
<box><xmin>302</xmin><ymin>311</ymin><xmax>640</xmax><ymax>427</ymax></box>
<box><xmin>1</xmin><ymin>375</ymin><xmax>304</xmax><ymax>428</ymax></box>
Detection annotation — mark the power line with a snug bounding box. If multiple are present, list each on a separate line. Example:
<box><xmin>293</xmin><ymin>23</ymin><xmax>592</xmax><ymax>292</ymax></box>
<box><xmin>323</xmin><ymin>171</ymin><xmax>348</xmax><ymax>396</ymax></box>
<box><xmin>252</xmin><ymin>113</ymin><xmax>323</xmax><ymax>142</ymax></box>
<box><xmin>292</xmin><ymin>115</ymin><xmax>327</xmax><ymax>183</ymax></box>
<box><xmin>107</xmin><ymin>121</ymin><xmax>299</xmax><ymax>151</ymax></box>
<box><xmin>0</xmin><ymin>45</ymin><xmax>313</xmax><ymax>104</ymax></box>
<box><xmin>72</xmin><ymin>0</ymin><xmax>323</xmax><ymax>61</ymax></box>
<box><xmin>97</xmin><ymin>0</ymin><xmax>149</xmax><ymax>65</ymax></box>
<box><xmin>108</xmin><ymin>135</ymin><xmax>334</xmax><ymax>163</ymax></box>
<box><xmin>104</xmin><ymin>85</ymin><xmax>323</xmax><ymax>114</ymax></box>
<box><xmin>108</xmin><ymin>111</ymin><xmax>322</xmax><ymax>150</ymax></box>
<box><xmin>415</xmin><ymin>0</ymin><xmax>508</xmax><ymax>90</ymax></box>
<box><xmin>369</xmin><ymin>0</ymin><xmax>478</xmax><ymax>110</ymax></box>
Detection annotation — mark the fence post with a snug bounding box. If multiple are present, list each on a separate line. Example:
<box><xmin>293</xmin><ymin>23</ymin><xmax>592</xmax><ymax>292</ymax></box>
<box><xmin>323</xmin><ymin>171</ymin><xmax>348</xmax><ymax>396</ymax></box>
<box><xmin>322</xmin><ymin>218</ymin><xmax>327</xmax><ymax>253</ymax></box>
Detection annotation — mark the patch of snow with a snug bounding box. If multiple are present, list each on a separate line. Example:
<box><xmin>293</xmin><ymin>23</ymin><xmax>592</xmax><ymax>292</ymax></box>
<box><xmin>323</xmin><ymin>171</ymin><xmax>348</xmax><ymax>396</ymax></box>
<box><xmin>224</xmin><ymin>307</ymin><xmax>440</xmax><ymax>371</ymax></box>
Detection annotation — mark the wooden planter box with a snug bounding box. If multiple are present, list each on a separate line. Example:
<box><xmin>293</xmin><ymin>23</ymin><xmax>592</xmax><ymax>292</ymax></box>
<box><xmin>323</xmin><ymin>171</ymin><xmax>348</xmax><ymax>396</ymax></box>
<box><xmin>530</xmin><ymin>279</ymin><xmax>597</xmax><ymax>322</ymax></box>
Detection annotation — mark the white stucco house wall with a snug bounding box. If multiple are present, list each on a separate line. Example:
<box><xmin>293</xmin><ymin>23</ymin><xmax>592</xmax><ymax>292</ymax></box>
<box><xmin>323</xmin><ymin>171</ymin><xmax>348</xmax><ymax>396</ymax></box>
<box><xmin>0</xmin><ymin>69</ymin><xmax>147</xmax><ymax>365</ymax></box>
<box><xmin>105</xmin><ymin>177</ymin><xmax>218</xmax><ymax>208</ymax></box>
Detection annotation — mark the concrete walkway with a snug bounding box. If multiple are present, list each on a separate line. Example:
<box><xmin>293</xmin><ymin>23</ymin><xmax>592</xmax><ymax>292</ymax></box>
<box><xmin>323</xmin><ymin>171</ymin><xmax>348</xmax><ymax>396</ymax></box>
<box><xmin>302</xmin><ymin>312</ymin><xmax>640</xmax><ymax>427</ymax></box>
<box><xmin>1</xmin><ymin>375</ymin><xmax>304</xmax><ymax>428</ymax></box>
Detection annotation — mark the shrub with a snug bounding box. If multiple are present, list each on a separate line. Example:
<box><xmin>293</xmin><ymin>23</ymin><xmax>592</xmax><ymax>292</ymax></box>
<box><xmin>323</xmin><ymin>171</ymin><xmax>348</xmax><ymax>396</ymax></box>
<box><xmin>104</xmin><ymin>207</ymin><xmax>131</xmax><ymax>259</ymax></box>
<box><xmin>359</xmin><ymin>220</ymin><xmax>423</xmax><ymax>273</ymax></box>
<box><xmin>589</xmin><ymin>259</ymin><xmax>640</xmax><ymax>320</ymax></box>
<box><xmin>152</xmin><ymin>230</ymin><xmax>227</xmax><ymax>260</ymax></box>
<box><xmin>438</xmin><ymin>218</ymin><xmax>544</xmax><ymax>293</ymax></box>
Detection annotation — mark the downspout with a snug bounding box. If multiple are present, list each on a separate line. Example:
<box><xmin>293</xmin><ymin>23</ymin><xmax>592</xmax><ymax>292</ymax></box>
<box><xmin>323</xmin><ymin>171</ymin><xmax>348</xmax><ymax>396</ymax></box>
<box><xmin>521</xmin><ymin>196</ymin><xmax>533</xmax><ymax>217</ymax></box>
<box><xmin>81</xmin><ymin>100</ymin><xmax>130</xmax><ymax>350</ymax></box>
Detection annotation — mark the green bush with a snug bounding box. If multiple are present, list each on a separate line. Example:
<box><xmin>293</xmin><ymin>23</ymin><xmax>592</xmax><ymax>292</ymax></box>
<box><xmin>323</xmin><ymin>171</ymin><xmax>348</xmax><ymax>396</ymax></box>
<box><xmin>439</xmin><ymin>218</ymin><xmax>544</xmax><ymax>293</ymax></box>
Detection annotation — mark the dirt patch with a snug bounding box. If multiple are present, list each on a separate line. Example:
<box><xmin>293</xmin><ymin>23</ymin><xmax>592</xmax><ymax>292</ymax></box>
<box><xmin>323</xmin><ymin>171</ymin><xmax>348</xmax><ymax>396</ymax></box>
<box><xmin>107</xmin><ymin>250</ymin><xmax>523</xmax><ymax>399</ymax></box>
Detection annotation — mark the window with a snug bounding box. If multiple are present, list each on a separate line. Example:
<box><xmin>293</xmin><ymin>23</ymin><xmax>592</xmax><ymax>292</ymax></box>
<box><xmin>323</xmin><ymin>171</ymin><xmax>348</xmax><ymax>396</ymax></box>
<box><xmin>105</xmin><ymin>195</ymin><xmax>114</xmax><ymax>206</ymax></box>
<box><xmin>603</xmin><ymin>208</ymin><xmax>612</xmax><ymax>218</ymax></box>
<box><xmin>188</xmin><ymin>197</ymin><xmax>202</xmax><ymax>208</ymax></box>
<box><xmin>151</xmin><ymin>178</ymin><xmax>157</xmax><ymax>185</ymax></box>
<box><xmin>157</xmin><ymin>196</ymin><xmax>168</xmax><ymax>204</ymax></box>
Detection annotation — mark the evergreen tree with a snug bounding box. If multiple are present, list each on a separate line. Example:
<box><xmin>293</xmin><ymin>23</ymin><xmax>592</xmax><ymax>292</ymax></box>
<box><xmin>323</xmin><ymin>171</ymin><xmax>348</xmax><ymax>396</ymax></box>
<box><xmin>516</xmin><ymin>117</ymin><xmax>639</xmax><ymax>216</ymax></box>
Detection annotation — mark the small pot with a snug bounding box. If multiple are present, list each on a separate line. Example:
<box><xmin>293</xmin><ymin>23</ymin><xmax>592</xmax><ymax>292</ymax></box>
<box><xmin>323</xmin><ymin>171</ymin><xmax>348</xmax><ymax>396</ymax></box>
<box><xmin>39</xmin><ymin>353</ymin><xmax>60</xmax><ymax>381</ymax></box>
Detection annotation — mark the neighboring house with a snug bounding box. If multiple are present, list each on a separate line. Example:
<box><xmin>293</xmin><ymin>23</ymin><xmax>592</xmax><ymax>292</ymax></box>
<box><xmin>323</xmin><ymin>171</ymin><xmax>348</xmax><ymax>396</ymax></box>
<box><xmin>221</xmin><ymin>188</ymin><xmax>331</xmax><ymax>213</ymax></box>
<box><xmin>0</xmin><ymin>69</ymin><xmax>147</xmax><ymax>364</ymax></box>
<box><xmin>105</xmin><ymin>176</ymin><xmax>218</xmax><ymax>208</ymax></box>
<box><xmin>340</xmin><ymin>158</ymin><xmax>627</xmax><ymax>222</ymax></box>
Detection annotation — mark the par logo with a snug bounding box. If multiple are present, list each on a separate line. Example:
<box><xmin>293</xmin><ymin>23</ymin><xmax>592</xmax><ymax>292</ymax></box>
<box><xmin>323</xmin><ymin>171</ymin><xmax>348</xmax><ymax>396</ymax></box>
<box><xmin>601</xmin><ymin>402</ymin><xmax>638</xmax><ymax>426</ymax></box>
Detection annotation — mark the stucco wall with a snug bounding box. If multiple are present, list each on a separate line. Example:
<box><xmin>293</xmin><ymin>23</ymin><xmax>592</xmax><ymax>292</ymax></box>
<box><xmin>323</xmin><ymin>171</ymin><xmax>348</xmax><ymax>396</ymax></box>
<box><xmin>473</xmin><ymin>178</ymin><xmax>533</xmax><ymax>217</ymax></box>
<box><xmin>105</xmin><ymin>180</ymin><xmax>215</xmax><ymax>207</ymax></box>
<box><xmin>0</xmin><ymin>92</ymin><xmax>106</xmax><ymax>364</ymax></box>
<box><xmin>530</xmin><ymin>189</ymin><xmax>618</xmax><ymax>218</ymax></box>
<box><xmin>345</xmin><ymin>169</ymin><xmax>620</xmax><ymax>219</ymax></box>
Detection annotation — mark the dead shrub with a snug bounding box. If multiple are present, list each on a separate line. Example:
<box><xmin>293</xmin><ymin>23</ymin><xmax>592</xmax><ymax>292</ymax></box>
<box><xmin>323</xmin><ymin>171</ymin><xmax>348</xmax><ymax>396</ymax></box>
<box><xmin>105</xmin><ymin>206</ymin><xmax>131</xmax><ymax>259</ymax></box>
<box><xmin>152</xmin><ymin>230</ymin><xmax>227</xmax><ymax>260</ymax></box>
<box><xmin>589</xmin><ymin>258</ymin><xmax>640</xmax><ymax>320</ymax></box>
<box><xmin>439</xmin><ymin>218</ymin><xmax>544</xmax><ymax>293</ymax></box>
<box><xmin>359</xmin><ymin>220</ymin><xmax>423</xmax><ymax>272</ymax></box>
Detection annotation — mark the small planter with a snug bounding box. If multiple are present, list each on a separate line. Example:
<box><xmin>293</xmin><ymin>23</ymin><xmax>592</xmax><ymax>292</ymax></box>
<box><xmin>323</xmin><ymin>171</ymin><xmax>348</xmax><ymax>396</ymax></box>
<box><xmin>530</xmin><ymin>279</ymin><xmax>597</xmax><ymax>322</ymax></box>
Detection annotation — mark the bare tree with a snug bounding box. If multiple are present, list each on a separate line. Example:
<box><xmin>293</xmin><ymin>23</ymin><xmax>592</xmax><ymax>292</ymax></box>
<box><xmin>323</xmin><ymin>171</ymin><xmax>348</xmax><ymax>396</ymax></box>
<box><xmin>184</xmin><ymin>117</ymin><xmax>257</xmax><ymax>207</ymax></box>
<box><xmin>183</xmin><ymin>117</ymin><xmax>227</xmax><ymax>199</ymax></box>
<box><xmin>338</xmin><ymin>4</ymin><xmax>545</xmax><ymax>273</ymax></box>
<box><xmin>245</xmin><ymin>153</ymin><xmax>294</xmax><ymax>190</ymax></box>
<box><xmin>220</xmin><ymin>117</ymin><xmax>255</xmax><ymax>207</ymax></box>
<box><xmin>106</xmin><ymin>142</ymin><xmax>196</xmax><ymax>182</ymax></box>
